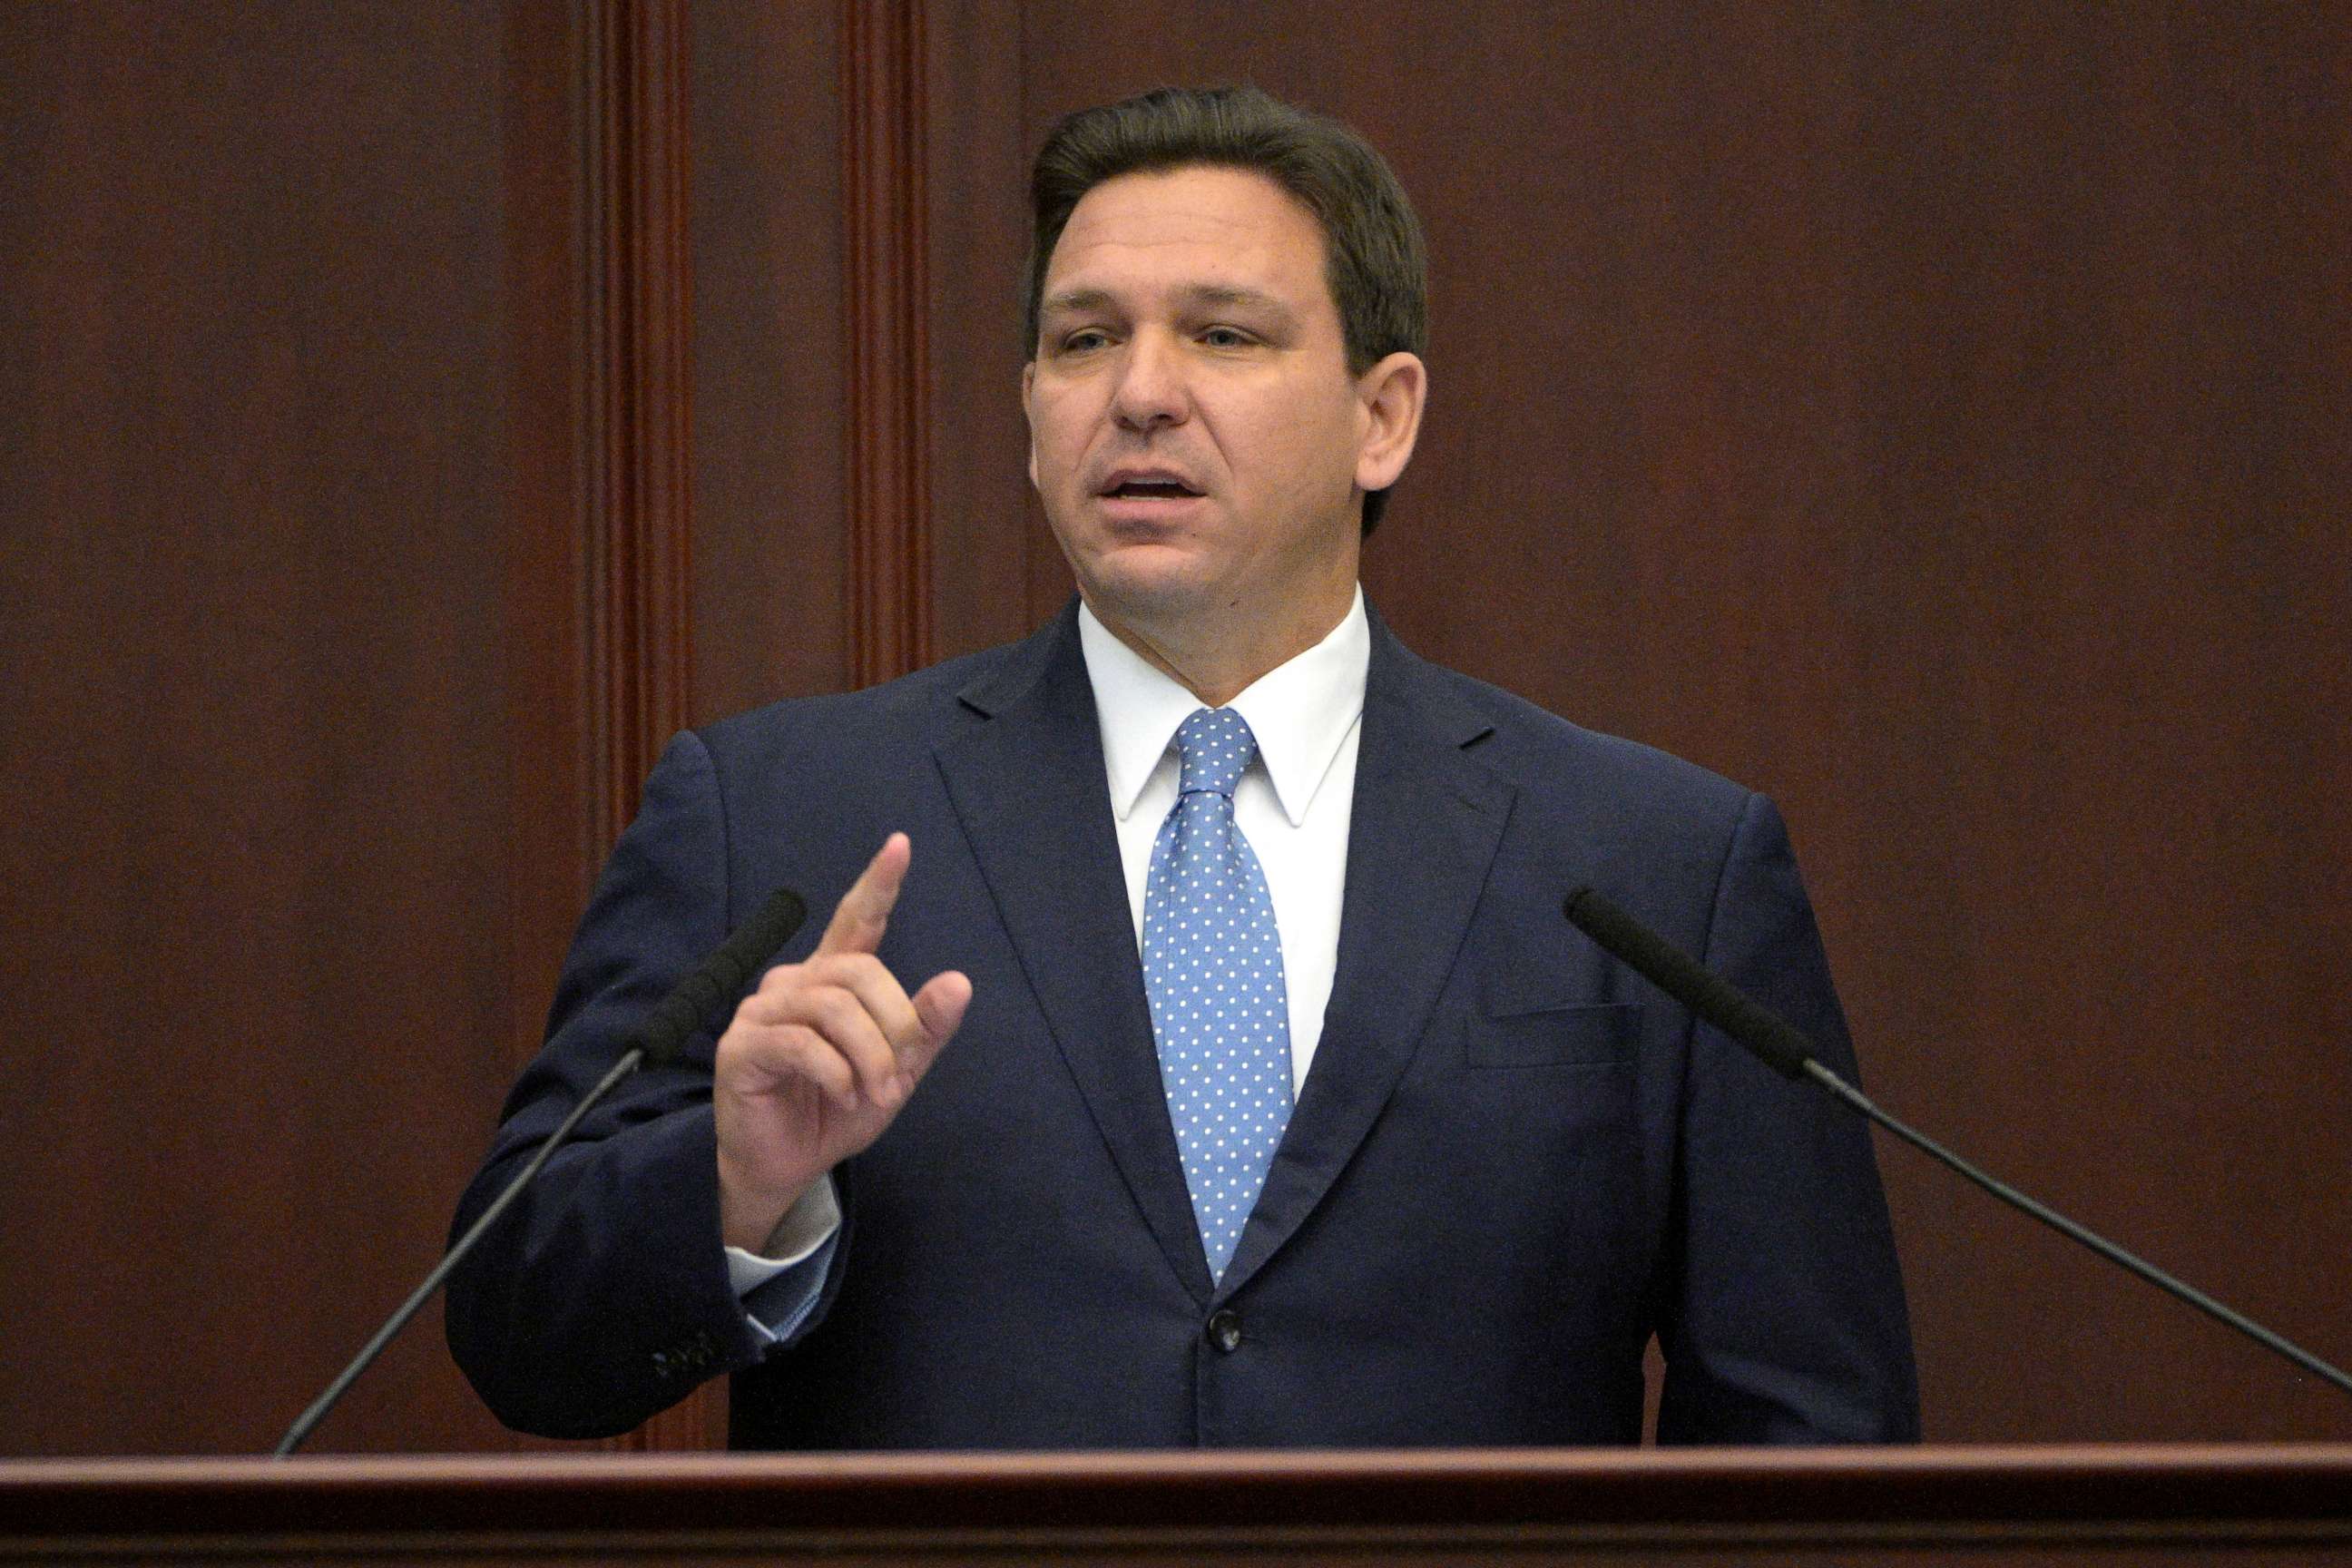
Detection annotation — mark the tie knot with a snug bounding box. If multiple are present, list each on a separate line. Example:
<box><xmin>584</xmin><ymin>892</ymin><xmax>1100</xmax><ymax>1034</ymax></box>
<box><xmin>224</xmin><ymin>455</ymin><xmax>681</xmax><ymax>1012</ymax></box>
<box><xmin>1174</xmin><ymin>706</ymin><xmax>1257</xmax><ymax>799</ymax></box>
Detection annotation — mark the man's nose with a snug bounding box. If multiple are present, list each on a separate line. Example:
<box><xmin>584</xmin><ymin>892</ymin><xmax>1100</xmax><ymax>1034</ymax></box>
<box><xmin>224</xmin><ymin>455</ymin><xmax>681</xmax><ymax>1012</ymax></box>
<box><xmin>1110</xmin><ymin>330</ymin><xmax>1188</xmax><ymax>430</ymax></box>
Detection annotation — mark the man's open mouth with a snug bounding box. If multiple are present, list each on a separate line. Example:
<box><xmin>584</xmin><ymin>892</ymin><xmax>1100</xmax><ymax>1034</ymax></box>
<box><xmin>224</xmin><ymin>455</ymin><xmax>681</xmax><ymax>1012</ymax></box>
<box><xmin>1105</xmin><ymin>479</ymin><xmax>1202</xmax><ymax>499</ymax></box>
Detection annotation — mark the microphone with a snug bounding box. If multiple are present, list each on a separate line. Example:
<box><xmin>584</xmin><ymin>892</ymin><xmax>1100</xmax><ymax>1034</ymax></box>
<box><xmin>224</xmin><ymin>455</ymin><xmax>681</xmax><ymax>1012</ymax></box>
<box><xmin>274</xmin><ymin>883</ymin><xmax>808</xmax><ymax>1456</ymax></box>
<box><xmin>1563</xmin><ymin>885</ymin><xmax>2352</xmax><ymax>1401</ymax></box>
<box><xmin>1563</xmin><ymin>887</ymin><xmax>1816</xmax><ymax>1078</ymax></box>
<box><xmin>628</xmin><ymin>885</ymin><xmax>812</xmax><ymax>1067</ymax></box>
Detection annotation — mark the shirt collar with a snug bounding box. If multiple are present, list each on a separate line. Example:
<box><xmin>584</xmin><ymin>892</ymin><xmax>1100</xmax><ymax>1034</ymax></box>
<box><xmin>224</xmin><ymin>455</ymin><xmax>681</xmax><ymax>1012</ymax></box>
<box><xmin>1079</xmin><ymin>587</ymin><xmax>1370</xmax><ymax>828</ymax></box>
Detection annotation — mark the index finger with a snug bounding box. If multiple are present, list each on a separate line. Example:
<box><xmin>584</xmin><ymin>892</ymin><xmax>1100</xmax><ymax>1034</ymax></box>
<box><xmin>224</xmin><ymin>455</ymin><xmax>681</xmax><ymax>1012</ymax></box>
<box><xmin>815</xmin><ymin>832</ymin><xmax>912</xmax><ymax>957</ymax></box>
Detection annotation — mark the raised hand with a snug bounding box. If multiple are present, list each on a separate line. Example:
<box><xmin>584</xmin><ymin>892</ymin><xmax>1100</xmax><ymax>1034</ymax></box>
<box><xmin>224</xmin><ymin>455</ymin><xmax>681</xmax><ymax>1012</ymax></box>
<box><xmin>711</xmin><ymin>834</ymin><xmax>971</xmax><ymax>1252</ymax></box>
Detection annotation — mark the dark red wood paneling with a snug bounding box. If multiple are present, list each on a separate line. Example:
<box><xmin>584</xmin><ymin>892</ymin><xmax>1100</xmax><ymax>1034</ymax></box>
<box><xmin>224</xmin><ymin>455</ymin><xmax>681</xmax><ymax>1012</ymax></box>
<box><xmin>688</xmin><ymin>1</ymin><xmax>850</xmax><ymax>718</ymax></box>
<box><xmin>503</xmin><ymin>1</ymin><xmax>599</xmax><ymax>1067</ymax></box>
<box><xmin>0</xmin><ymin>0</ymin><xmax>714</xmax><ymax>1456</ymax></box>
<box><xmin>581</xmin><ymin>0</ymin><xmax>696</xmax><ymax>851</ymax></box>
<box><xmin>0</xmin><ymin>3</ymin><xmax>547</xmax><ymax>1455</ymax></box>
<box><xmin>840</xmin><ymin>0</ymin><xmax>936</xmax><ymax>686</ymax></box>
<box><xmin>923</xmin><ymin>0</ymin><xmax>1050</xmax><ymax>657</ymax></box>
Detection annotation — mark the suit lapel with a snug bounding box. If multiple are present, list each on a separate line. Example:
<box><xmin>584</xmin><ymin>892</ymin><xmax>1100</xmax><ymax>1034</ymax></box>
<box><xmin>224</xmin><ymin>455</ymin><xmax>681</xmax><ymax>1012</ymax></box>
<box><xmin>933</xmin><ymin>608</ymin><xmax>1216</xmax><ymax>1305</ymax></box>
<box><xmin>1218</xmin><ymin>613</ymin><xmax>1515</xmax><ymax>1298</ymax></box>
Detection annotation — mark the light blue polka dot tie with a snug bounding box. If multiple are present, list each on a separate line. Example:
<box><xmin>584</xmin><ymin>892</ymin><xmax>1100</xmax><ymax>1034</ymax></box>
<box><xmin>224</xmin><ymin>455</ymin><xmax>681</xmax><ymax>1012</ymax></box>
<box><xmin>1142</xmin><ymin>706</ymin><xmax>1294</xmax><ymax>1282</ymax></box>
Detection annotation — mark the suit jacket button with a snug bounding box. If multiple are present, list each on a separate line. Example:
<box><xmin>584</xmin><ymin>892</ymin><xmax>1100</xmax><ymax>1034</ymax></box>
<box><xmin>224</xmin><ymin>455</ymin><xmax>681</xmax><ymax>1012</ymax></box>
<box><xmin>1205</xmin><ymin>1309</ymin><xmax>1243</xmax><ymax>1354</ymax></box>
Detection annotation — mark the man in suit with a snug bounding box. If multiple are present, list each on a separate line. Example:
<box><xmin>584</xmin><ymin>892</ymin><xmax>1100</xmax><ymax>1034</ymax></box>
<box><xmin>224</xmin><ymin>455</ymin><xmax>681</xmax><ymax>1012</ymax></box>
<box><xmin>448</xmin><ymin>85</ymin><xmax>1919</xmax><ymax>1447</ymax></box>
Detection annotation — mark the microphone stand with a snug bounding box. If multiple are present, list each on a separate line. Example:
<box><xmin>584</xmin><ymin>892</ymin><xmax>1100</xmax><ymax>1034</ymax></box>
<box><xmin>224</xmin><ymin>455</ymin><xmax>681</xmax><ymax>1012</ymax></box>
<box><xmin>1565</xmin><ymin>886</ymin><xmax>2352</xmax><ymax>1401</ymax></box>
<box><xmin>274</xmin><ymin>884</ymin><xmax>807</xmax><ymax>1455</ymax></box>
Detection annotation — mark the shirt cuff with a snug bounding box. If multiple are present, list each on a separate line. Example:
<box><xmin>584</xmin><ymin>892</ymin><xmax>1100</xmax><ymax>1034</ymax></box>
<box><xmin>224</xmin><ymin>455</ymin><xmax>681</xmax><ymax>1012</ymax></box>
<box><xmin>724</xmin><ymin>1175</ymin><xmax>841</xmax><ymax>1292</ymax></box>
<box><xmin>724</xmin><ymin>1177</ymin><xmax>842</xmax><ymax>1347</ymax></box>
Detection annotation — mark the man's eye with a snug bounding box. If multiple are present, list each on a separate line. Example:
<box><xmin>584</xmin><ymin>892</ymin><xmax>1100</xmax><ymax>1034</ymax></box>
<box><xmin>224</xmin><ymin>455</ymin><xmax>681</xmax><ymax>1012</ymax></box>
<box><xmin>1060</xmin><ymin>329</ymin><xmax>1110</xmax><ymax>354</ymax></box>
<box><xmin>1200</xmin><ymin>327</ymin><xmax>1254</xmax><ymax>348</ymax></box>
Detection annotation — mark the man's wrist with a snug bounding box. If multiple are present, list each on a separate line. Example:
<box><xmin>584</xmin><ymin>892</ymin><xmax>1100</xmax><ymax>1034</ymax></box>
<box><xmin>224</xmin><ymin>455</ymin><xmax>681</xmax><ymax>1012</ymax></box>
<box><xmin>725</xmin><ymin>1176</ymin><xmax>841</xmax><ymax>1269</ymax></box>
<box><xmin>718</xmin><ymin>1154</ymin><xmax>820</xmax><ymax>1255</ymax></box>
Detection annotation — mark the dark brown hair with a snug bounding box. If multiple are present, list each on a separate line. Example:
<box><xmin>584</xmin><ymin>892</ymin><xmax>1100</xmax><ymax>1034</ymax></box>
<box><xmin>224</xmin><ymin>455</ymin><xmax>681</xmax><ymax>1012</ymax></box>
<box><xmin>1027</xmin><ymin>85</ymin><xmax>1427</xmax><ymax>534</ymax></box>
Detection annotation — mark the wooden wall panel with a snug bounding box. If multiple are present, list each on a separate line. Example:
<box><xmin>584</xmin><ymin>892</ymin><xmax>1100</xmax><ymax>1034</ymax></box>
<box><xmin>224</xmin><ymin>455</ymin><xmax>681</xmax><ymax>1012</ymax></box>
<box><xmin>504</xmin><ymin>1</ymin><xmax>600</xmax><ymax>1069</ymax></box>
<box><xmin>0</xmin><ymin>4</ymin><xmax>540</xmax><ymax>1455</ymax></box>
<box><xmin>0</xmin><ymin>0</ymin><xmax>703</xmax><ymax>1455</ymax></box>
<box><xmin>839</xmin><ymin>0</ymin><xmax>936</xmax><ymax>686</ymax></box>
<box><xmin>924</xmin><ymin>0</ymin><xmax>1051</xmax><ymax>657</ymax></box>
<box><xmin>581</xmin><ymin>0</ymin><xmax>696</xmax><ymax>852</ymax></box>
<box><xmin>689</xmin><ymin>0</ymin><xmax>848</xmax><ymax>718</ymax></box>
<box><xmin>1816</xmin><ymin>5</ymin><xmax>2352</xmax><ymax>1443</ymax></box>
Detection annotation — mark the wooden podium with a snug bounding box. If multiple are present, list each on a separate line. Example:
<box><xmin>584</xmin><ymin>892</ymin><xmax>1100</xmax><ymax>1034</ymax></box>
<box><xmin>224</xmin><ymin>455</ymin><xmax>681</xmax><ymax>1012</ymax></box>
<box><xmin>5</xmin><ymin>1446</ymin><xmax>2349</xmax><ymax>1564</ymax></box>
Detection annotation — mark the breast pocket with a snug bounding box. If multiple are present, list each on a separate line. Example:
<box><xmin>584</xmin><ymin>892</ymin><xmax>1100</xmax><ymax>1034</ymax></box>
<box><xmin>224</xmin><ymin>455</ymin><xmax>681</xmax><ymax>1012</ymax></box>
<box><xmin>1465</xmin><ymin>1000</ymin><xmax>1643</xmax><ymax>1070</ymax></box>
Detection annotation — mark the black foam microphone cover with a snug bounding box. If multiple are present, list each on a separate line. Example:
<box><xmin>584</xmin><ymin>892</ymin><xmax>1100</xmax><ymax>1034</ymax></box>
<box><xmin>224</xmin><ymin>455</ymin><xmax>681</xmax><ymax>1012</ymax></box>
<box><xmin>1563</xmin><ymin>887</ymin><xmax>1815</xmax><ymax>1078</ymax></box>
<box><xmin>629</xmin><ymin>885</ymin><xmax>808</xmax><ymax>1067</ymax></box>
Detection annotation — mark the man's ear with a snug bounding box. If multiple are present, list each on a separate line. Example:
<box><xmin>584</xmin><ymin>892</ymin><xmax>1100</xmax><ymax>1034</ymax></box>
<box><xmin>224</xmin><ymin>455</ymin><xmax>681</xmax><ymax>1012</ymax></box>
<box><xmin>1354</xmin><ymin>351</ymin><xmax>1426</xmax><ymax>494</ymax></box>
<box><xmin>1021</xmin><ymin>360</ymin><xmax>1039</xmax><ymax>488</ymax></box>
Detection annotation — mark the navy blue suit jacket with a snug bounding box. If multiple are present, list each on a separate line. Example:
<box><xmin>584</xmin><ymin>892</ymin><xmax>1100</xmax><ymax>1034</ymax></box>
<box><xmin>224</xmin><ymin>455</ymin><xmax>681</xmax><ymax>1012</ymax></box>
<box><xmin>447</xmin><ymin>602</ymin><xmax>1919</xmax><ymax>1446</ymax></box>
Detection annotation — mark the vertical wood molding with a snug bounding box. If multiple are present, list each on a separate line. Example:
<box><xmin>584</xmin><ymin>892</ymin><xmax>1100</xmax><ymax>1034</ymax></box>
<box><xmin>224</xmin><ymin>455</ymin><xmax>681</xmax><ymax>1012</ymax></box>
<box><xmin>841</xmin><ymin>0</ymin><xmax>936</xmax><ymax>686</ymax></box>
<box><xmin>583</xmin><ymin>0</ymin><xmax>695</xmax><ymax>850</ymax></box>
<box><xmin>578</xmin><ymin>0</ymin><xmax>716</xmax><ymax>1455</ymax></box>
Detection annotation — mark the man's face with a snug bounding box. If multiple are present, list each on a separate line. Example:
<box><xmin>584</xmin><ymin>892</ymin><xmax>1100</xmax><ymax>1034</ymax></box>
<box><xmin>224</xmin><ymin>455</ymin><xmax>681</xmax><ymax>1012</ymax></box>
<box><xmin>1023</xmin><ymin>165</ymin><xmax>1395</xmax><ymax>644</ymax></box>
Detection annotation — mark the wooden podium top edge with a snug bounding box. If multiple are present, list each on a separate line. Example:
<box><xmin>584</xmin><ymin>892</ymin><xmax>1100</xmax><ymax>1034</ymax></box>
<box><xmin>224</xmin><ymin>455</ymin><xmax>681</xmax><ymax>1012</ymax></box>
<box><xmin>4</xmin><ymin>1444</ymin><xmax>2351</xmax><ymax>1537</ymax></box>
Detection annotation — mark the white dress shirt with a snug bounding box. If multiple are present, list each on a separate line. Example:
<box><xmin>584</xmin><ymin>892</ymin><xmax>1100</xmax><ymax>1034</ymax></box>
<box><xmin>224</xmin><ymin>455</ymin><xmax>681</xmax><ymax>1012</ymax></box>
<box><xmin>726</xmin><ymin>589</ymin><xmax>1370</xmax><ymax>1321</ymax></box>
<box><xmin>1078</xmin><ymin>588</ymin><xmax>1367</xmax><ymax>1090</ymax></box>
